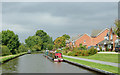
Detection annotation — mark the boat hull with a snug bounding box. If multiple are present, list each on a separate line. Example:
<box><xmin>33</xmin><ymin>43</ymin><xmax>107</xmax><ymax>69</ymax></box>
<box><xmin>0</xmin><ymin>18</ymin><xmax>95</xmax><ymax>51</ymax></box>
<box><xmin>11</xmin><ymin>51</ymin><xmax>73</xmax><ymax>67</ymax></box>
<box><xmin>54</xmin><ymin>59</ymin><xmax>63</xmax><ymax>62</ymax></box>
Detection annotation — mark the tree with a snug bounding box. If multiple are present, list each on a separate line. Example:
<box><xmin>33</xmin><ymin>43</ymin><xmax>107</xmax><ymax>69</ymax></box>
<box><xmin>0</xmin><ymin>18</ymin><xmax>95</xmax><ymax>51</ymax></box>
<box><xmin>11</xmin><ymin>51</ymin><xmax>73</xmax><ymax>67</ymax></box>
<box><xmin>0</xmin><ymin>45</ymin><xmax>11</xmax><ymax>56</ymax></box>
<box><xmin>35</xmin><ymin>30</ymin><xmax>53</xmax><ymax>50</ymax></box>
<box><xmin>114</xmin><ymin>19</ymin><xmax>120</xmax><ymax>38</ymax></box>
<box><xmin>62</xmin><ymin>34</ymin><xmax>70</xmax><ymax>40</ymax></box>
<box><xmin>2</xmin><ymin>30</ymin><xmax>20</xmax><ymax>54</ymax></box>
<box><xmin>25</xmin><ymin>36</ymin><xmax>43</xmax><ymax>51</ymax></box>
<box><xmin>0</xmin><ymin>32</ymin><xmax>2</xmax><ymax>45</ymax></box>
<box><xmin>54</xmin><ymin>36</ymin><xmax>66</xmax><ymax>48</ymax></box>
<box><xmin>18</xmin><ymin>43</ymin><xmax>29</xmax><ymax>53</ymax></box>
<box><xmin>47</xmin><ymin>44</ymin><xmax>53</xmax><ymax>50</ymax></box>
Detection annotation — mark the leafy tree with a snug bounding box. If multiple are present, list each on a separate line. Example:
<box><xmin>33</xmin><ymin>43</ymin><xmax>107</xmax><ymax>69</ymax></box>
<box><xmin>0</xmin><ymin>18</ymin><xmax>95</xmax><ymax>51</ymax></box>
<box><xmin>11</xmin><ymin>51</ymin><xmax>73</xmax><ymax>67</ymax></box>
<box><xmin>35</xmin><ymin>30</ymin><xmax>53</xmax><ymax>50</ymax></box>
<box><xmin>0</xmin><ymin>45</ymin><xmax>11</xmax><ymax>56</ymax></box>
<box><xmin>18</xmin><ymin>43</ymin><xmax>28</xmax><ymax>53</ymax></box>
<box><xmin>0</xmin><ymin>32</ymin><xmax>2</xmax><ymax>45</ymax></box>
<box><xmin>2</xmin><ymin>30</ymin><xmax>20</xmax><ymax>54</ymax></box>
<box><xmin>54</xmin><ymin>36</ymin><xmax>66</xmax><ymax>48</ymax></box>
<box><xmin>114</xmin><ymin>20</ymin><xmax>120</xmax><ymax>38</ymax></box>
<box><xmin>47</xmin><ymin>44</ymin><xmax>53</xmax><ymax>50</ymax></box>
<box><xmin>25</xmin><ymin>36</ymin><xmax>43</xmax><ymax>51</ymax></box>
<box><xmin>62</xmin><ymin>34</ymin><xmax>70</xmax><ymax>40</ymax></box>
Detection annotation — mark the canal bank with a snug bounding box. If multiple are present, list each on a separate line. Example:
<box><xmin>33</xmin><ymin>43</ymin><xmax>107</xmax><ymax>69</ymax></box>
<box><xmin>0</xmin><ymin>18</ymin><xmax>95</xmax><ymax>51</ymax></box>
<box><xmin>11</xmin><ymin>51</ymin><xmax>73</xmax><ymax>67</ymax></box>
<box><xmin>0</xmin><ymin>52</ymin><xmax>27</xmax><ymax>64</ymax></box>
<box><xmin>63</xmin><ymin>57</ymin><xmax>119</xmax><ymax>75</ymax></box>
<box><xmin>43</xmin><ymin>54</ymin><xmax>118</xmax><ymax>75</ymax></box>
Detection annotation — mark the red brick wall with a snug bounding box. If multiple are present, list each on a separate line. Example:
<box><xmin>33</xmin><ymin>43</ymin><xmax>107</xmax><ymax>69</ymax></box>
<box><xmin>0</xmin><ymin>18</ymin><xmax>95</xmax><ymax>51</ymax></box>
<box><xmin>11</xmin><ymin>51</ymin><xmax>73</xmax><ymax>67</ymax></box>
<box><xmin>75</xmin><ymin>34</ymin><xmax>91</xmax><ymax>48</ymax></box>
<box><xmin>91</xmin><ymin>29</ymin><xmax>109</xmax><ymax>46</ymax></box>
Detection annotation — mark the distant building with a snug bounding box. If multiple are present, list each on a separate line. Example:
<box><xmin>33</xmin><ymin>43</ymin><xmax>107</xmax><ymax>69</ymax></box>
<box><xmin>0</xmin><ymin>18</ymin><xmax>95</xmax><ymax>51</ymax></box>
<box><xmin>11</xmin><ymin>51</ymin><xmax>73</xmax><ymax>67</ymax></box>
<box><xmin>66</xmin><ymin>27</ymin><xmax>118</xmax><ymax>51</ymax></box>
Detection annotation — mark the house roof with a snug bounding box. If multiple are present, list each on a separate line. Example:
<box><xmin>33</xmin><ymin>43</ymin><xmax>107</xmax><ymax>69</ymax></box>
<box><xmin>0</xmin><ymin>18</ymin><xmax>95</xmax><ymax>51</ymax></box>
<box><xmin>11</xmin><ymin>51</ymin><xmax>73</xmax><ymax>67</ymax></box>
<box><xmin>67</xmin><ymin>34</ymin><xmax>83</xmax><ymax>42</ymax></box>
<box><xmin>71</xmin><ymin>34</ymin><xmax>83</xmax><ymax>41</ymax></box>
<box><xmin>91</xmin><ymin>28</ymin><xmax>109</xmax><ymax>37</ymax></box>
<box><xmin>91</xmin><ymin>30</ymin><xmax>102</xmax><ymax>37</ymax></box>
<box><xmin>98</xmin><ymin>40</ymin><xmax>112</xmax><ymax>45</ymax></box>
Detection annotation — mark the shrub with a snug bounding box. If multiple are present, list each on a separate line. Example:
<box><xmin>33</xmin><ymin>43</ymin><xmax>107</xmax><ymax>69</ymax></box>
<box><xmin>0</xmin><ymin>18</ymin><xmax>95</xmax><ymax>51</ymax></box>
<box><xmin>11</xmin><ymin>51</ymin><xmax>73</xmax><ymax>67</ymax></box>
<box><xmin>56</xmin><ymin>49</ymin><xmax>61</xmax><ymax>53</ymax></box>
<box><xmin>62</xmin><ymin>51</ymin><xmax>67</xmax><ymax>55</ymax></box>
<box><xmin>106</xmin><ymin>47</ymin><xmax>109</xmax><ymax>51</ymax></box>
<box><xmin>64</xmin><ymin>46</ymin><xmax>97</xmax><ymax>56</ymax></box>
<box><xmin>79</xmin><ymin>43</ymin><xmax>87</xmax><ymax>50</ymax></box>
<box><xmin>67</xmin><ymin>51</ymin><xmax>73</xmax><ymax>56</ymax></box>
<box><xmin>84</xmin><ymin>50</ymin><xmax>89</xmax><ymax>56</ymax></box>
<box><xmin>88</xmin><ymin>47</ymin><xmax>97</xmax><ymax>55</ymax></box>
<box><xmin>99</xmin><ymin>46</ymin><xmax>102</xmax><ymax>52</ymax></box>
<box><xmin>1</xmin><ymin>45</ymin><xmax>11</xmax><ymax>56</ymax></box>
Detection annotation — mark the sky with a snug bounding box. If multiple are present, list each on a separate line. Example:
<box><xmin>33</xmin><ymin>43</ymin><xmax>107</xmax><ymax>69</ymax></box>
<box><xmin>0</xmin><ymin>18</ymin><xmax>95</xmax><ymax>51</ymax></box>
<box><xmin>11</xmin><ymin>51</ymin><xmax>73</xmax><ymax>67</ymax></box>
<box><xmin>2</xmin><ymin>2</ymin><xmax>118</xmax><ymax>43</ymax></box>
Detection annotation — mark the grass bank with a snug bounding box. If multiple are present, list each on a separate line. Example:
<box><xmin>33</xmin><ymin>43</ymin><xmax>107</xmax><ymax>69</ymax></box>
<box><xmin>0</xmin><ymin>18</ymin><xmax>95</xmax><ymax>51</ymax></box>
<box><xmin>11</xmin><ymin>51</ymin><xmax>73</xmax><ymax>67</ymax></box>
<box><xmin>63</xmin><ymin>57</ymin><xmax>119</xmax><ymax>74</ymax></box>
<box><xmin>0</xmin><ymin>52</ymin><xmax>27</xmax><ymax>64</ymax></box>
<box><xmin>73</xmin><ymin>53</ymin><xmax>119</xmax><ymax>63</ymax></box>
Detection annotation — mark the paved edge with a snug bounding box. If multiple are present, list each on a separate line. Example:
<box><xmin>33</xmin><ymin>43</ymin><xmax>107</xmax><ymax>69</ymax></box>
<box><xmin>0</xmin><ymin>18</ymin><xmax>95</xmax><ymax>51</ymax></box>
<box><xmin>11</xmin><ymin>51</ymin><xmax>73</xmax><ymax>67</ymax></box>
<box><xmin>63</xmin><ymin>59</ymin><xmax>118</xmax><ymax>75</ymax></box>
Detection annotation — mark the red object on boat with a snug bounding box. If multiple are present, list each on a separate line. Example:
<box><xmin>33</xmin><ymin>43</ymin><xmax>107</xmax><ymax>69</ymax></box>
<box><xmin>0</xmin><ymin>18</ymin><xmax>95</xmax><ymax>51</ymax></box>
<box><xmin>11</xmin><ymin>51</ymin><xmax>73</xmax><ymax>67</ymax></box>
<box><xmin>55</xmin><ymin>53</ymin><xmax>62</xmax><ymax>58</ymax></box>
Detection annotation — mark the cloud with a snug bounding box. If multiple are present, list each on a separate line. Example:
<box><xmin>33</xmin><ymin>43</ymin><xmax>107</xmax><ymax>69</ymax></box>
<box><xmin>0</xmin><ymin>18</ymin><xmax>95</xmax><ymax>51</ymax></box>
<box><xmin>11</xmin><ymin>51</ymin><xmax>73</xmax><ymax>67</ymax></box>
<box><xmin>2</xmin><ymin>2</ymin><xmax>118</xmax><ymax>43</ymax></box>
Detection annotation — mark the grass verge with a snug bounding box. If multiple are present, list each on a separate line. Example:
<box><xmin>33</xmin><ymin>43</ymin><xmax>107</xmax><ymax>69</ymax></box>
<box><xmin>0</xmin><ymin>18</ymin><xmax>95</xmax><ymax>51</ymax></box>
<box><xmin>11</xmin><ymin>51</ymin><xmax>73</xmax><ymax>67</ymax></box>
<box><xmin>73</xmin><ymin>53</ymin><xmax>119</xmax><ymax>63</ymax></box>
<box><xmin>0</xmin><ymin>52</ymin><xmax>27</xmax><ymax>64</ymax></box>
<box><xmin>63</xmin><ymin>57</ymin><xmax>119</xmax><ymax>74</ymax></box>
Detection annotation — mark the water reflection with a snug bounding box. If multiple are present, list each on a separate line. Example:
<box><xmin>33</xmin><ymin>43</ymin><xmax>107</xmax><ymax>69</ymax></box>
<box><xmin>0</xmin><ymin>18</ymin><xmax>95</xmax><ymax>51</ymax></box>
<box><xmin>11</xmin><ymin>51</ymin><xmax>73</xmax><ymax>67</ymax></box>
<box><xmin>0</xmin><ymin>54</ymin><xmax>100</xmax><ymax>74</ymax></box>
<box><xmin>2</xmin><ymin>58</ymin><xmax>19</xmax><ymax>73</ymax></box>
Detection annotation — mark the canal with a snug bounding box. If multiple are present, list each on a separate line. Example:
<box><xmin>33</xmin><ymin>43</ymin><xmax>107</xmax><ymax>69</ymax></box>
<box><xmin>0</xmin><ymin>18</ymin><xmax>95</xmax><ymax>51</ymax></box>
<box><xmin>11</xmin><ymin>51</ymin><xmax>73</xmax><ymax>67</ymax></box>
<box><xmin>1</xmin><ymin>54</ymin><xmax>100</xmax><ymax>74</ymax></box>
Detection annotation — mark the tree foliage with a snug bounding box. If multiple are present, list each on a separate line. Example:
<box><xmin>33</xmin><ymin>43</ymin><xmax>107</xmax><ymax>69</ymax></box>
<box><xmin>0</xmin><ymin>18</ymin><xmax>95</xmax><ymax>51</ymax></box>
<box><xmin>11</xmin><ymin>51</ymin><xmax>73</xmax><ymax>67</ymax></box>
<box><xmin>114</xmin><ymin>19</ymin><xmax>120</xmax><ymax>37</ymax></box>
<box><xmin>18</xmin><ymin>43</ymin><xmax>29</xmax><ymax>53</ymax></box>
<box><xmin>35</xmin><ymin>30</ymin><xmax>53</xmax><ymax>50</ymax></box>
<box><xmin>62</xmin><ymin>34</ymin><xmax>70</xmax><ymax>40</ymax></box>
<box><xmin>0</xmin><ymin>45</ymin><xmax>11</xmax><ymax>56</ymax></box>
<box><xmin>2</xmin><ymin>30</ymin><xmax>20</xmax><ymax>54</ymax></box>
<box><xmin>25</xmin><ymin>36</ymin><xmax>43</xmax><ymax>51</ymax></box>
<box><xmin>47</xmin><ymin>44</ymin><xmax>53</xmax><ymax>50</ymax></box>
<box><xmin>54</xmin><ymin>36</ymin><xmax>66</xmax><ymax>48</ymax></box>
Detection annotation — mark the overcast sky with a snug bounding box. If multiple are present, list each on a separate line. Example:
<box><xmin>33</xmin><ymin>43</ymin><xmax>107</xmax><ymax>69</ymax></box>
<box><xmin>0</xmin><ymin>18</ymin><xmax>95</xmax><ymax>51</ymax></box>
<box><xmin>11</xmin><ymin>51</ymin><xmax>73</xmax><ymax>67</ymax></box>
<box><xmin>2</xmin><ymin>2</ymin><xmax>118</xmax><ymax>43</ymax></box>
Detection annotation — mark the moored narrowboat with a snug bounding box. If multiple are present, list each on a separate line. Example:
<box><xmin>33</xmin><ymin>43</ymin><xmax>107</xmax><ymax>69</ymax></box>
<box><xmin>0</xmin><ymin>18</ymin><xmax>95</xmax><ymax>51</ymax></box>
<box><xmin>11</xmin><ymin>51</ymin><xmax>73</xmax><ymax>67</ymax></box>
<box><xmin>44</xmin><ymin>50</ymin><xmax>63</xmax><ymax>62</ymax></box>
<box><xmin>53</xmin><ymin>52</ymin><xmax>63</xmax><ymax>62</ymax></box>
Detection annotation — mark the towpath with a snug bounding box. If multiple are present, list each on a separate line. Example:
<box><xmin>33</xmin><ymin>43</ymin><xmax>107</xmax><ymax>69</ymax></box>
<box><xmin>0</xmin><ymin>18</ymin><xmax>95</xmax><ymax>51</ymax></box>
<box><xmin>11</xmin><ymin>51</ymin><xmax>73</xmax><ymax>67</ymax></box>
<box><xmin>63</xmin><ymin>55</ymin><xmax>120</xmax><ymax>67</ymax></box>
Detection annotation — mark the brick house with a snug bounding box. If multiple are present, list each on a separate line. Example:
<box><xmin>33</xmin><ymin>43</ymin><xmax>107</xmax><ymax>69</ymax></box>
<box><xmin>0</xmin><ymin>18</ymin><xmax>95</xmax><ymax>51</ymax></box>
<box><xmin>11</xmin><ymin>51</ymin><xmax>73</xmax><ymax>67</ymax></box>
<box><xmin>98</xmin><ymin>27</ymin><xmax>117</xmax><ymax>50</ymax></box>
<box><xmin>75</xmin><ymin>34</ymin><xmax>91</xmax><ymax>47</ymax></box>
<box><xmin>66</xmin><ymin>27</ymin><xmax>118</xmax><ymax>50</ymax></box>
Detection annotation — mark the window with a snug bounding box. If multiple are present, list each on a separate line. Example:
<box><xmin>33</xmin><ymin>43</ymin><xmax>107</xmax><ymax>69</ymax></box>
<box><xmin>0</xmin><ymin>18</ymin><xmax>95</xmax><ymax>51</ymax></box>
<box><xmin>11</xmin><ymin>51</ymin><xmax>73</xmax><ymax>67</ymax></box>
<box><xmin>84</xmin><ymin>40</ymin><xmax>86</xmax><ymax>43</ymax></box>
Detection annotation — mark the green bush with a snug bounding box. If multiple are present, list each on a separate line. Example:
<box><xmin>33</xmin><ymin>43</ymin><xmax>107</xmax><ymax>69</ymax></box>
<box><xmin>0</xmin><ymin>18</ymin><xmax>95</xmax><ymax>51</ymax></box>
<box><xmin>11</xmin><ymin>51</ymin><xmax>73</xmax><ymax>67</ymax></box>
<box><xmin>106</xmin><ymin>47</ymin><xmax>109</xmax><ymax>51</ymax></box>
<box><xmin>18</xmin><ymin>44</ymin><xmax>28</xmax><ymax>53</ymax></box>
<box><xmin>67</xmin><ymin>51</ymin><xmax>73</xmax><ymax>56</ymax></box>
<box><xmin>56</xmin><ymin>49</ymin><xmax>61</xmax><ymax>53</ymax></box>
<box><xmin>1</xmin><ymin>45</ymin><xmax>11</xmax><ymax>56</ymax></box>
<box><xmin>79</xmin><ymin>43</ymin><xmax>87</xmax><ymax>50</ymax></box>
<box><xmin>88</xmin><ymin>47</ymin><xmax>97</xmax><ymax>55</ymax></box>
<box><xmin>99</xmin><ymin>46</ymin><xmax>102</xmax><ymax>52</ymax></box>
<box><xmin>63</xmin><ymin>46</ymin><xmax>97</xmax><ymax>56</ymax></box>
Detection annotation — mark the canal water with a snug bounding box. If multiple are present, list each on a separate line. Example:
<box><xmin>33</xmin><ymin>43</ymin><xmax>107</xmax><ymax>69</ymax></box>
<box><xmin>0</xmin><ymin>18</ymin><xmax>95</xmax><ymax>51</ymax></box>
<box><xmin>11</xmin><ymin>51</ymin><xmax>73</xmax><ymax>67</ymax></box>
<box><xmin>1</xmin><ymin>54</ymin><xmax>100</xmax><ymax>74</ymax></box>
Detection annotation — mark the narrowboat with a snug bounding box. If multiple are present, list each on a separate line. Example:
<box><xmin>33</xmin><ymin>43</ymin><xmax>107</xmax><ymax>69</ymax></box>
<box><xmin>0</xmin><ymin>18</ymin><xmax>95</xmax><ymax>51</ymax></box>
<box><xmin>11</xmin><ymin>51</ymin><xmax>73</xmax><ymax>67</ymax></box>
<box><xmin>53</xmin><ymin>52</ymin><xmax>63</xmax><ymax>62</ymax></box>
<box><xmin>44</xmin><ymin>50</ymin><xmax>63</xmax><ymax>62</ymax></box>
